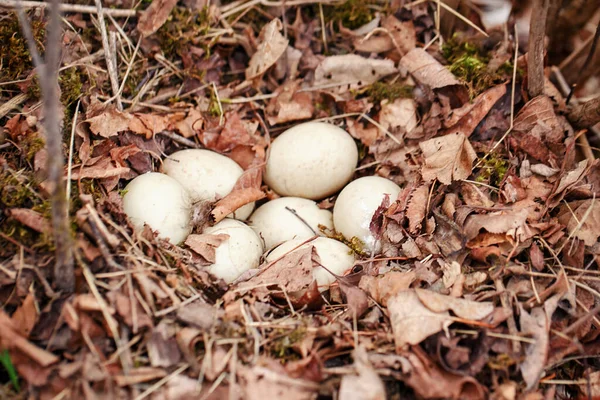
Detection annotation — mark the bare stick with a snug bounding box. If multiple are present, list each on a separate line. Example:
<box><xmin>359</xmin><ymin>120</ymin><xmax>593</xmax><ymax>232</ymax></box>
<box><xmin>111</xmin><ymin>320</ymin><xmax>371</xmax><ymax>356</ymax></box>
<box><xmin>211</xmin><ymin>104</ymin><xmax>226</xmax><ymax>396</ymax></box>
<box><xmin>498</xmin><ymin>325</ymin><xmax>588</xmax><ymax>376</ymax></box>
<box><xmin>95</xmin><ymin>0</ymin><xmax>123</xmax><ymax>110</ymax></box>
<box><xmin>0</xmin><ymin>0</ymin><xmax>136</xmax><ymax>16</ymax></box>
<box><xmin>568</xmin><ymin>95</ymin><xmax>600</xmax><ymax>129</ymax></box>
<box><xmin>17</xmin><ymin>0</ymin><xmax>74</xmax><ymax>291</ymax></box>
<box><xmin>527</xmin><ymin>0</ymin><xmax>549</xmax><ymax>97</ymax></box>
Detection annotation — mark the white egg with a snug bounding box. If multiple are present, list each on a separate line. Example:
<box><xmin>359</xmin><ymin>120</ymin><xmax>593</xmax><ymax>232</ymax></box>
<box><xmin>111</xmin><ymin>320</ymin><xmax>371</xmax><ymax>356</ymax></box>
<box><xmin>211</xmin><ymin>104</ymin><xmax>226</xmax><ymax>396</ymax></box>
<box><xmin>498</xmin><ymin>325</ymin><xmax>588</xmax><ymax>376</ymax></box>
<box><xmin>333</xmin><ymin>176</ymin><xmax>401</xmax><ymax>254</ymax></box>
<box><xmin>264</xmin><ymin>122</ymin><xmax>358</xmax><ymax>200</ymax></box>
<box><xmin>266</xmin><ymin>238</ymin><xmax>355</xmax><ymax>292</ymax></box>
<box><xmin>203</xmin><ymin>218</ymin><xmax>264</xmax><ymax>284</ymax></box>
<box><xmin>122</xmin><ymin>172</ymin><xmax>192</xmax><ymax>244</ymax></box>
<box><xmin>248</xmin><ymin>197</ymin><xmax>334</xmax><ymax>250</ymax></box>
<box><xmin>162</xmin><ymin>149</ymin><xmax>254</xmax><ymax>220</ymax></box>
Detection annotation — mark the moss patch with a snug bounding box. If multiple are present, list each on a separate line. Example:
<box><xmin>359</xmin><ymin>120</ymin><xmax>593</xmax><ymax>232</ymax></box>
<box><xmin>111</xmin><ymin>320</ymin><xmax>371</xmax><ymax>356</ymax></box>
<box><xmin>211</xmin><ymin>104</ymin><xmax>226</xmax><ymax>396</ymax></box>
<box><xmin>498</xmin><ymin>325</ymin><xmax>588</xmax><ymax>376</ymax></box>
<box><xmin>0</xmin><ymin>12</ymin><xmax>45</xmax><ymax>82</ymax></box>
<box><xmin>442</xmin><ymin>37</ymin><xmax>515</xmax><ymax>98</ymax></box>
<box><xmin>475</xmin><ymin>153</ymin><xmax>509</xmax><ymax>187</ymax></box>
<box><xmin>323</xmin><ymin>0</ymin><xmax>378</xmax><ymax>30</ymax></box>
<box><xmin>365</xmin><ymin>81</ymin><xmax>413</xmax><ymax>104</ymax></box>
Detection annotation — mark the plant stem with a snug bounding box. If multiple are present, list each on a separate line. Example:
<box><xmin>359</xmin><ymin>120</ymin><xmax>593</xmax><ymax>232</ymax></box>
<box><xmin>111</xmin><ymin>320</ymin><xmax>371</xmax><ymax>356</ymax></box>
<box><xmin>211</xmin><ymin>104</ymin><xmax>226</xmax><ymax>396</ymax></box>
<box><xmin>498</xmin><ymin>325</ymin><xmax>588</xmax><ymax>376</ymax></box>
<box><xmin>527</xmin><ymin>0</ymin><xmax>549</xmax><ymax>98</ymax></box>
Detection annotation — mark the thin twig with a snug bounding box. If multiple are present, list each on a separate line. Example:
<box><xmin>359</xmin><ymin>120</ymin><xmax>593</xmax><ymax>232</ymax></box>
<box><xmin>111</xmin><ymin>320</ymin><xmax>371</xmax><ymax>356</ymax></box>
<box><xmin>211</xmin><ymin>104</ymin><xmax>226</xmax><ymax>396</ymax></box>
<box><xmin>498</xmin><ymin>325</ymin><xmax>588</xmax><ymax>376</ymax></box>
<box><xmin>0</xmin><ymin>0</ymin><xmax>137</xmax><ymax>16</ymax></box>
<box><xmin>95</xmin><ymin>0</ymin><xmax>123</xmax><ymax>110</ymax></box>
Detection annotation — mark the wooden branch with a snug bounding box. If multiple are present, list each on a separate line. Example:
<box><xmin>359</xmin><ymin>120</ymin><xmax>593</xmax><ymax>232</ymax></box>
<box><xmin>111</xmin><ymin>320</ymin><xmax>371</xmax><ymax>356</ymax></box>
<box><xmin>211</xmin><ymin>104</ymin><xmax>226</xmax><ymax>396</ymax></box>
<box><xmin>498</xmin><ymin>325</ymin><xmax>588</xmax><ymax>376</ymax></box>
<box><xmin>17</xmin><ymin>0</ymin><xmax>74</xmax><ymax>291</ymax></box>
<box><xmin>527</xmin><ymin>0</ymin><xmax>550</xmax><ymax>98</ymax></box>
<box><xmin>0</xmin><ymin>0</ymin><xmax>136</xmax><ymax>16</ymax></box>
<box><xmin>568</xmin><ymin>95</ymin><xmax>600</xmax><ymax>129</ymax></box>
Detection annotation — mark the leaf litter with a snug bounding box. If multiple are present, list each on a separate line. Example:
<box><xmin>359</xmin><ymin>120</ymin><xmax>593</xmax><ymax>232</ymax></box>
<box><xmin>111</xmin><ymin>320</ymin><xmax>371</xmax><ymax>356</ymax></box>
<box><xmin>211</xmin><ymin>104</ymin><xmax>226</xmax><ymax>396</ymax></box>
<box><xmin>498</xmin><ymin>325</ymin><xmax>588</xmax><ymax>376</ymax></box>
<box><xmin>0</xmin><ymin>0</ymin><xmax>600</xmax><ymax>399</ymax></box>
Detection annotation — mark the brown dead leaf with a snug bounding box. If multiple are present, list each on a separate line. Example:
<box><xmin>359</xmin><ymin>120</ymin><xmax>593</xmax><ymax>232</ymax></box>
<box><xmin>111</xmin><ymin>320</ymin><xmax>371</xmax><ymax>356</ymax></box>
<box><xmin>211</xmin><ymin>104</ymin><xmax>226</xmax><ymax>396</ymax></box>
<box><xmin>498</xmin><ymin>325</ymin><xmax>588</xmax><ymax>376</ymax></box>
<box><xmin>402</xmin><ymin>348</ymin><xmax>486</xmax><ymax>400</ymax></box>
<box><xmin>339</xmin><ymin>347</ymin><xmax>386</xmax><ymax>400</ymax></box>
<box><xmin>414</xmin><ymin>289</ymin><xmax>494</xmax><ymax>320</ymax></box>
<box><xmin>314</xmin><ymin>54</ymin><xmax>397</xmax><ymax>93</ymax></box>
<box><xmin>137</xmin><ymin>0</ymin><xmax>178</xmax><ymax>37</ymax></box>
<box><xmin>0</xmin><ymin>310</ymin><xmax>58</xmax><ymax>367</ymax></box>
<box><xmin>147</xmin><ymin>322</ymin><xmax>181</xmax><ymax>368</ymax></box>
<box><xmin>339</xmin><ymin>281</ymin><xmax>369</xmax><ymax>318</ymax></box>
<box><xmin>128</xmin><ymin>113</ymin><xmax>173</xmax><ymax>140</ymax></box>
<box><xmin>400</xmin><ymin>48</ymin><xmax>461</xmax><ymax>89</ymax></box>
<box><xmin>560</xmin><ymin>199</ymin><xmax>600</xmax><ymax>246</ymax></box>
<box><xmin>185</xmin><ymin>233</ymin><xmax>230</xmax><ymax>264</ymax></box>
<box><xmin>266</xmin><ymin>80</ymin><xmax>314</xmax><ymax>125</ymax></box>
<box><xmin>237</xmin><ymin>363</ymin><xmax>317</xmax><ymax>400</ymax></box>
<box><xmin>246</xmin><ymin>19</ymin><xmax>289</xmax><ymax>80</ymax></box>
<box><xmin>420</xmin><ymin>132</ymin><xmax>477</xmax><ymax>184</ymax></box>
<box><xmin>359</xmin><ymin>271</ymin><xmax>415</xmax><ymax>306</ymax></box>
<box><xmin>86</xmin><ymin>106</ymin><xmax>131</xmax><ymax>138</ymax></box>
<box><xmin>354</xmin><ymin>16</ymin><xmax>416</xmax><ymax>57</ymax></box>
<box><xmin>8</xmin><ymin>208</ymin><xmax>51</xmax><ymax>234</ymax></box>
<box><xmin>407</xmin><ymin>184</ymin><xmax>429</xmax><ymax>234</ymax></box>
<box><xmin>237</xmin><ymin>246</ymin><xmax>321</xmax><ymax>308</ymax></box>
<box><xmin>11</xmin><ymin>293</ymin><xmax>38</xmax><ymax>337</ymax></box>
<box><xmin>442</xmin><ymin>85</ymin><xmax>507</xmax><ymax>137</ymax></box>
<box><xmin>378</xmin><ymin>98</ymin><xmax>418</xmax><ymax>134</ymax></box>
<box><xmin>518</xmin><ymin>306</ymin><xmax>548</xmax><ymax>390</ymax></box>
<box><xmin>388</xmin><ymin>290</ymin><xmax>451</xmax><ymax>349</ymax></box>
<box><xmin>464</xmin><ymin>207</ymin><xmax>529</xmax><ymax>241</ymax></box>
<box><xmin>212</xmin><ymin>166</ymin><xmax>266</xmax><ymax>222</ymax></box>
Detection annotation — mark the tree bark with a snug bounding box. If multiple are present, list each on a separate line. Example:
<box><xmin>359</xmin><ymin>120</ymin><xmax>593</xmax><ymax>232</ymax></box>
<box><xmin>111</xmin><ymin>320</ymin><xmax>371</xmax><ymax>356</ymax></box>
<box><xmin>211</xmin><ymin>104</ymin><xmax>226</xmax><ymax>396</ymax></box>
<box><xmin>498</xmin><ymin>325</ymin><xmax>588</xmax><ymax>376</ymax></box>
<box><xmin>527</xmin><ymin>0</ymin><xmax>550</xmax><ymax>98</ymax></box>
<box><xmin>569</xmin><ymin>95</ymin><xmax>600</xmax><ymax>129</ymax></box>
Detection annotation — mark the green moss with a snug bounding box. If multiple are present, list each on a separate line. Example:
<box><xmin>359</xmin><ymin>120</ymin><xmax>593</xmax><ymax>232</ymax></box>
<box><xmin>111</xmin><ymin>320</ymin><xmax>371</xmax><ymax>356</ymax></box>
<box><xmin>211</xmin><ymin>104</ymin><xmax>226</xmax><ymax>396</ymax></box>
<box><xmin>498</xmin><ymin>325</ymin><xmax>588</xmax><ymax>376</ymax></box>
<box><xmin>324</xmin><ymin>0</ymin><xmax>378</xmax><ymax>30</ymax></box>
<box><xmin>59</xmin><ymin>67</ymin><xmax>84</xmax><ymax>106</ymax></box>
<box><xmin>20</xmin><ymin>134</ymin><xmax>45</xmax><ymax>164</ymax></box>
<box><xmin>475</xmin><ymin>154</ymin><xmax>508</xmax><ymax>186</ymax></box>
<box><xmin>365</xmin><ymin>82</ymin><xmax>413</xmax><ymax>104</ymax></box>
<box><xmin>0</xmin><ymin>170</ymin><xmax>36</xmax><ymax>208</ymax></box>
<box><xmin>156</xmin><ymin>6</ymin><xmax>211</xmax><ymax>60</ymax></box>
<box><xmin>0</xmin><ymin>12</ymin><xmax>45</xmax><ymax>82</ymax></box>
<box><xmin>271</xmin><ymin>327</ymin><xmax>306</xmax><ymax>360</ymax></box>
<box><xmin>442</xmin><ymin>37</ymin><xmax>513</xmax><ymax>98</ymax></box>
<box><xmin>321</xmin><ymin>225</ymin><xmax>367</xmax><ymax>256</ymax></box>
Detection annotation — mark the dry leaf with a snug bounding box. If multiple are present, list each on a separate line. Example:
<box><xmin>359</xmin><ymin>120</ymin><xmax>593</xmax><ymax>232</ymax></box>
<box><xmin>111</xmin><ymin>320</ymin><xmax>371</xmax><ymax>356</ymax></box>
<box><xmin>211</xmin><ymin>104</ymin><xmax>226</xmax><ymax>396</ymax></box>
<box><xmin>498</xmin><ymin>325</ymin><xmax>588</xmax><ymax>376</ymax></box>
<box><xmin>11</xmin><ymin>293</ymin><xmax>38</xmax><ymax>337</ymax></box>
<box><xmin>414</xmin><ymin>289</ymin><xmax>494</xmax><ymax>320</ymax></box>
<box><xmin>339</xmin><ymin>281</ymin><xmax>369</xmax><ymax>318</ymax></box>
<box><xmin>378</xmin><ymin>98</ymin><xmax>418</xmax><ymax>133</ymax></box>
<box><xmin>266</xmin><ymin>81</ymin><xmax>314</xmax><ymax>125</ymax></box>
<box><xmin>359</xmin><ymin>271</ymin><xmax>415</xmax><ymax>306</ymax></box>
<box><xmin>518</xmin><ymin>306</ymin><xmax>548</xmax><ymax>390</ymax></box>
<box><xmin>400</xmin><ymin>48</ymin><xmax>461</xmax><ymax>89</ymax></box>
<box><xmin>339</xmin><ymin>347</ymin><xmax>386</xmax><ymax>400</ymax></box>
<box><xmin>354</xmin><ymin>16</ymin><xmax>416</xmax><ymax>56</ymax></box>
<box><xmin>464</xmin><ymin>207</ymin><xmax>530</xmax><ymax>241</ymax></box>
<box><xmin>212</xmin><ymin>167</ymin><xmax>266</xmax><ymax>223</ymax></box>
<box><xmin>442</xmin><ymin>84</ymin><xmax>507</xmax><ymax>137</ymax></box>
<box><xmin>185</xmin><ymin>233</ymin><xmax>230</xmax><ymax>264</ymax></box>
<box><xmin>8</xmin><ymin>208</ymin><xmax>51</xmax><ymax>234</ymax></box>
<box><xmin>406</xmin><ymin>184</ymin><xmax>429</xmax><ymax>234</ymax></box>
<box><xmin>561</xmin><ymin>199</ymin><xmax>600</xmax><ymax>246</ymax></box>
<box><xmin>246</xmin><ymin>19</ymin><xmax>289</xmax><ymax>80</ymax></box>
<box><xmin>314</xmin><ymin>54</ymin><xmax>397</xmax><ymax>93</ymax></box>
<box><xmin>237</xmin><ymin>246</ymin><xmax>321</xmax><ymax>307</ymax></box>
<box><xmin>86</xmin><ymin>107</ymin><xmax>131</xmax><ymax>138</ymax></box>
<box><xmin>137</xmin><ymin>0</ymin><xmax>179</xmax><ymax>37</ymax></box>
<box><xmin>388</xmin><ymin>290</ymin><xmax>451</xmax><ymax>349</ymax></box>
<box><xmin>420</xmin><ymin>132</ymin><xmax>477</xmax><ymax>184</ymax></box>
<box><xmin>402</xmin><ymin>349</ymin><xmax>486</xmax><ymax>400</ymax></box>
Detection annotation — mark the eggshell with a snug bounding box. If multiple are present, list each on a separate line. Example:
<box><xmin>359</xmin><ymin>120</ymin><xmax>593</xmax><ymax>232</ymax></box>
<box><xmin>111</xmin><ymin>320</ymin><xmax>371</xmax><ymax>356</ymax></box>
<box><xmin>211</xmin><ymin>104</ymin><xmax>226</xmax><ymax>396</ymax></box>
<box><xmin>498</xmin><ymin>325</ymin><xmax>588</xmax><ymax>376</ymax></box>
<box><xmin>264</xmin><ymin>122</ymin><xmax>358</xmax><ymax>200</ymax></box>
<box><xmin>203</xmin><ymin>219</ymin><xmax>264</xmax><ymax>284</ymax></box>
<box><xmin>248</xmin><ymin>197</ymin><xmax>333</xmax><ymax>250</ymax></box>
<box><xmin>122</xmin><ymin>172</ymin><xmax>192</xmax><ymax>244</ymax></box>
<box><xmin>333</xmin><ymin>176</ymin><xmax>401</xmax><ymax>253</ymax></box>
<box><xmin>162</xmin><ymin>149</ymin><xmax>254</xmax><ymax>219</ymax></box>
<box><xmin>266</xmin><ymin>238</ymin><xmax>355</xmax><ymax>292</ymax></box>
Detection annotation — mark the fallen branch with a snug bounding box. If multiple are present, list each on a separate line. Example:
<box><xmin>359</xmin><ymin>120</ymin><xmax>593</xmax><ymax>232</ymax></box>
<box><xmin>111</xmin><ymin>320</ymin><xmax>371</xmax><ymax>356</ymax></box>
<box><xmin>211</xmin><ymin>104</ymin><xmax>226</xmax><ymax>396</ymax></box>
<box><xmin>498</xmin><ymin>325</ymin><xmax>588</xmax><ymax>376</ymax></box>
<box><xmin>527</xmin><ymin>0</ymin><xmax>550</xmax><ymax>97</ymax></box>
<box><xmin>17</xmin><ymin>0</ymin><xmax>74</xmax><ymax>291</ymax></box>
<box><xmin>0</xmin><ymin>0</ymin><xmax>136</xmax><ymax>16</ymax></box>
<box><xmin>568</xmin><ymin>95</ymin><xmax>600</xmax><ymax>129</ymax></box>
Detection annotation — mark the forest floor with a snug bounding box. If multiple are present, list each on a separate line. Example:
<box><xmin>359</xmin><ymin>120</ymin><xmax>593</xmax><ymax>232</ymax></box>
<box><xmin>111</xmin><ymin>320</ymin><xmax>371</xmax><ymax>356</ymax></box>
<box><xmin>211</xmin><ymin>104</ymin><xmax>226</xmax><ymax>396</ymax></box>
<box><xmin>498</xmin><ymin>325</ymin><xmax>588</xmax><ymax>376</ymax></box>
<box><xmin>1</xmin><ymin>0</ymin><xmax>600</xmax><ymax>398</ymax></box>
